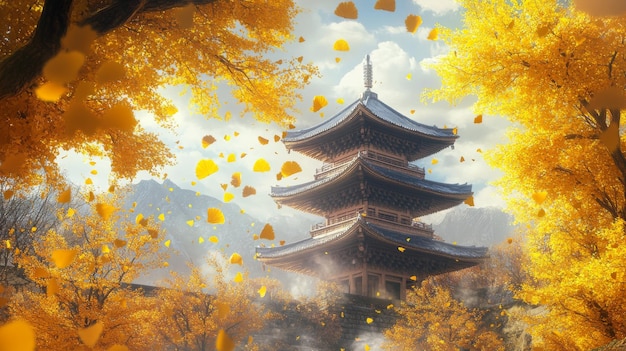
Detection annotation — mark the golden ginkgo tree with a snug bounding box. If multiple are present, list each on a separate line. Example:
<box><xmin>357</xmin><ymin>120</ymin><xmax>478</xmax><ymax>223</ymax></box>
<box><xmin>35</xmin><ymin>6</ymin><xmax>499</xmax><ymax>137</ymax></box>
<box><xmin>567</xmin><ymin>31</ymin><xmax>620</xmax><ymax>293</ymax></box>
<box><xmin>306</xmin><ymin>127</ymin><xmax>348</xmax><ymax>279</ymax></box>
<box><xmin>0</xmin><ymin>0</ymin><xmax>317</xmax><ymax>188</ymax></box>
<box><xmin>9</xmin><ymin>196</ymin><xmax>166</xmax><ymax>350</ymax></box>
<box><xmin>427</xmin><ymin>0</ymin><xmax>626</xmax><ymax>348</ymax></box>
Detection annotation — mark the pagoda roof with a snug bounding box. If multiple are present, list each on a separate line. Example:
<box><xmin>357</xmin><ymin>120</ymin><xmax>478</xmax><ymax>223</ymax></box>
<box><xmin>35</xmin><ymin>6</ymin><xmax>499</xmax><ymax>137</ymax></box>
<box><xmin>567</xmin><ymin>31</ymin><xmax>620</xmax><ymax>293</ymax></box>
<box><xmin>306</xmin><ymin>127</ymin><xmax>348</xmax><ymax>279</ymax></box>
<box><xmin>283</xmin><ymin>91</ymin><xmax>457</xmax><ymax>161</ymax></box>
<box><xmin>271</xmin><ymin>155</ymin><xmax>471</xmax><ymax>216</ymax></box>
<box><xmin>256</xmin><ymin>217</ymin><xmax>487</xmax><ymax>275</ymax></box>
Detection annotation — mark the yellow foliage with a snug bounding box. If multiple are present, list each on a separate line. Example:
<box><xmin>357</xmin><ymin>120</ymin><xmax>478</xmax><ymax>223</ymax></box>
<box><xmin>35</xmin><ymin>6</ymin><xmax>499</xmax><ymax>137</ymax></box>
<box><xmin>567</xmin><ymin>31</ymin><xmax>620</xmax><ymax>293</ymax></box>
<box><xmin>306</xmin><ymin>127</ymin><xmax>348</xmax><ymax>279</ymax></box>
<box><xmin>427</xmin><ymin>0</ymin><xmax>626</xmax><ymax>348</ymax></box>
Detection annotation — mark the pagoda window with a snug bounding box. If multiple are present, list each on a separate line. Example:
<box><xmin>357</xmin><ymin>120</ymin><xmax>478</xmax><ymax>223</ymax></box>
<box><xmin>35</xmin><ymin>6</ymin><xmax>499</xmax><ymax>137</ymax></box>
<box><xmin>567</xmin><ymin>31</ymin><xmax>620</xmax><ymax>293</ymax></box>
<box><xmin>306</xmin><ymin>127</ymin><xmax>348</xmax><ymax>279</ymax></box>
<box><xmin>367</xmin><ymin>274</ymin><xmax>381</xmax><ymax>297</ymax></box>
<box><xmin>353</xmin><ymin>276</ymin><xmax>363</xmax><ymax>295</ymax></box>
<box><xmin>385</xmin><ymin>277</ymin><xmax>402</xmax><ymax>300</ymax></box>
<box><xmin>377</xmin><ymin>210</ymin><xmax>398</xmax><ymax>223</ymax></box>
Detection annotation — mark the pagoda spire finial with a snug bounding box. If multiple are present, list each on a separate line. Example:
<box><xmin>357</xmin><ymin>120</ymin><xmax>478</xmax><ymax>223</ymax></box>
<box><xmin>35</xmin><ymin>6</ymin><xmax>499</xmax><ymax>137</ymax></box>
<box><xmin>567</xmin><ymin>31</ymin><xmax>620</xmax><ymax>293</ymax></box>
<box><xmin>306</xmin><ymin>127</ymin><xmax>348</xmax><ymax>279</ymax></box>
<box><xmin>363</xmin><ymin>55</ymin><xmax>373</xmax><ymax>90</ymax></box>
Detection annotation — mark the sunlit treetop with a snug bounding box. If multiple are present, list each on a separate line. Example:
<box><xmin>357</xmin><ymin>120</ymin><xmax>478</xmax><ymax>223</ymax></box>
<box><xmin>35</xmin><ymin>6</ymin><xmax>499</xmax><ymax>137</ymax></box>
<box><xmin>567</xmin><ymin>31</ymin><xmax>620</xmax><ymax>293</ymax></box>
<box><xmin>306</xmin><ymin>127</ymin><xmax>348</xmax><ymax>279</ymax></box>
<box><xmin>0</xmin><ymin>0</ymin><xmax>318</xmax><ymax>189</ymax></box>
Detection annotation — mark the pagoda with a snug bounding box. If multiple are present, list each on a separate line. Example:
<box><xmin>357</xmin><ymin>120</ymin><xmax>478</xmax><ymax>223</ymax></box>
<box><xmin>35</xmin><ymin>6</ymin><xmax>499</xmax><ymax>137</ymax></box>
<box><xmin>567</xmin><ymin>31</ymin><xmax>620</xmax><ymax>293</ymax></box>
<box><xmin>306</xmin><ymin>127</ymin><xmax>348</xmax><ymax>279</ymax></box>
<box><xmin>256</xmin><ymin>56</ymin><xmax>487</xmax><ymax>300</ymax></box>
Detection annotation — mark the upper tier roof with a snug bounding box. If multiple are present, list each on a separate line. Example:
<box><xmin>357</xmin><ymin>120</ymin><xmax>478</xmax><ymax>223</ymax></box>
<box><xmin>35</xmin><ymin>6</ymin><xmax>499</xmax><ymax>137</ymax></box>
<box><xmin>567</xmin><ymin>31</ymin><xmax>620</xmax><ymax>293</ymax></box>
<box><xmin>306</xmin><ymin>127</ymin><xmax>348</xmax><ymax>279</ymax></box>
<box><xmin>283</xmin><ymin>91</ymin><xmax>458</xmax><ymax>161</ymax></box>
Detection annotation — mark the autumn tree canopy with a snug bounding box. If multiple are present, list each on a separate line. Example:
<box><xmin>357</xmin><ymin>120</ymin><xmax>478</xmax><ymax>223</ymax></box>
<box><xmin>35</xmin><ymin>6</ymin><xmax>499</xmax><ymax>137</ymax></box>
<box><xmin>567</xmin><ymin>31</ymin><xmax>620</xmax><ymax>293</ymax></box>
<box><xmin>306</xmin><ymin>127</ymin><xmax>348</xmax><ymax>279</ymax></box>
<box><xmin>0</xmin><ymin>0</ymin><xmax>316</xmax><ymax>188</ymax></box>
<box><xmin>427</xmin><ymin>0</ymin><xmax>626</xmax><ymax>348</ymax></box>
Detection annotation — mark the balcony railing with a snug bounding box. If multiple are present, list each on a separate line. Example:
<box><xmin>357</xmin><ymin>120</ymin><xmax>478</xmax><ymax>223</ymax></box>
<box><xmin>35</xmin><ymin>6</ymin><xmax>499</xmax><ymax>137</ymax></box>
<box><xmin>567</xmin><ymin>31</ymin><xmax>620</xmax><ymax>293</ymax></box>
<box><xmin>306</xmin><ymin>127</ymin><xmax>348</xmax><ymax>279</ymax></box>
<box><xmin>314</xmin><ymin>150</ymin><xmax>425</xmax><ymax>180</ymax></box>
<box><xmin>310</xmin><ymin>211</ymin><xmax>433</xmax><ymax>237</ymax></box>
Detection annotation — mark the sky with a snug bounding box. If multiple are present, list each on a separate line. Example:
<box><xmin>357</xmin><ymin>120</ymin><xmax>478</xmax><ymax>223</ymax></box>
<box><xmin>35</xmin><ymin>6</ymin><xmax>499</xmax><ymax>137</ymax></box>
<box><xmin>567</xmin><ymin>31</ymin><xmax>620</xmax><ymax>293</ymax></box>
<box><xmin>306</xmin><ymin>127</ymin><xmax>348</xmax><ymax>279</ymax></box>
<box><xmin>58</xmin><ymin>0</ymin><xmax>510</xmax><ymax>223</ymax></box>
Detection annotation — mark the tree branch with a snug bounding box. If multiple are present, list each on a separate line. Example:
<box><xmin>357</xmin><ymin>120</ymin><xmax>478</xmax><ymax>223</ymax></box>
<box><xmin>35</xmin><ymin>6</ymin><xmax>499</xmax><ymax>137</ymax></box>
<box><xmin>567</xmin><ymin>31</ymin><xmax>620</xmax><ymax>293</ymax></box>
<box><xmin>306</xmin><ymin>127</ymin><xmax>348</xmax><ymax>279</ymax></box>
<box><xmin>0</xmin><ymin>0</ymin><xmax>220</xmax><ymax>100</ymax></box>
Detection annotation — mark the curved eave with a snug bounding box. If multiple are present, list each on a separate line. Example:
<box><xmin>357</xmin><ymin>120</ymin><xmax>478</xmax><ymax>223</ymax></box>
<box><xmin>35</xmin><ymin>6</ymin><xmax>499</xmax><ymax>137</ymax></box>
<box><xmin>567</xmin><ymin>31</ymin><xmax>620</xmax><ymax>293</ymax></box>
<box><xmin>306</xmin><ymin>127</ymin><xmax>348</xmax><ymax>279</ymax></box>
<box><xmin>283</xmin><ymin>93</ymin><xmax>457</xmax><ymax>160</ymax></box>
<box><xmin>271</xmin><ymin>157</ymin><xmax>472</xmax><ymax>213</ymax></box>
<box><xmin>256</xmin><ymin>219</ymin><xmax>487</xmax><ymax>271</ymax></box>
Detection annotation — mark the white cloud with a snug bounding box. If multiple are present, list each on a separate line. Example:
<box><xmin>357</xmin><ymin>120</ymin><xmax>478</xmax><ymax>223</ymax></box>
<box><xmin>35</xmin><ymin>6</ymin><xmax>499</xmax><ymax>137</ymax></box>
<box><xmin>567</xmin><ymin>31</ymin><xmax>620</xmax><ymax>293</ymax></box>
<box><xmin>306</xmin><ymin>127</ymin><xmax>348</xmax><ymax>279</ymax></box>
<box><xmin>412</xmin><ymin>0</ymin><xmax>460</xmax><ymax>15</ymax></box>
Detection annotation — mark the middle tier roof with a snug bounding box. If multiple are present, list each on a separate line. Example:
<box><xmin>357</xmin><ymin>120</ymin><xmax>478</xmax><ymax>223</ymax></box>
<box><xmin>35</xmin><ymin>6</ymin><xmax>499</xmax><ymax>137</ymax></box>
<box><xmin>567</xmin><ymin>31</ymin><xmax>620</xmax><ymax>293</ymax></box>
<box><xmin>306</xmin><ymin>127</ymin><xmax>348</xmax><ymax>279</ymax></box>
<box><xmin>271</xmin><ymin>154</ymin><xmax>472</xmax><ymax>217</ymax></box>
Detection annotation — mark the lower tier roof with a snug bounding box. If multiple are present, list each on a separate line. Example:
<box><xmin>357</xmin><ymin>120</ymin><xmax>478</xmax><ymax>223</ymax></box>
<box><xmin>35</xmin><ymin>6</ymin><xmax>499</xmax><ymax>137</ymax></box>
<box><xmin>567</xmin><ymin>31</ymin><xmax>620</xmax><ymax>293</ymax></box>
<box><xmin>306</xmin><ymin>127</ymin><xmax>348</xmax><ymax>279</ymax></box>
<box><xmin>256</xmin><ymin>217</ymin><xmax>487</xmax><ymax>277</ymax></box>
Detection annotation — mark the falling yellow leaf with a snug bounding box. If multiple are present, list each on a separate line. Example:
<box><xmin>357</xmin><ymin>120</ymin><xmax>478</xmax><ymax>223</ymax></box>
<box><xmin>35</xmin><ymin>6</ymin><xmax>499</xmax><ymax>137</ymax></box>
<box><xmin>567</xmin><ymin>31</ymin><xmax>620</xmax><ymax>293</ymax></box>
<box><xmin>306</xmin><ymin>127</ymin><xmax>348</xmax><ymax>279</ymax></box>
<box><xmin>207</xmin><ymin>208</ymin><xmax>225</xmax><ymax>224</ymax></box>
<box><xmin>397</xmin><ymin>246</ymin><xmax>406</xmax><ymax>252</ymax></box>
<box><xmin>158</xmin><ymin>213</ymin><xmax>165</xmax><ymax>221</ymax></box>
<box><xmin>242</xmin><ymin>186</ymin><xmax>257</xmax><ymax>197</ymax></box>
<box><xmin>334</xmin><ymin>1</ymin><xmax>358</xmax><ymax>18</ymax></box>
<box><xmin>57</xmin><ymin>188</ymin><xmax>71</xmax><ymax>203</ymax></box>
<box><xmin>299</xmin><ymin>36</ymin><xmax>305</xmax><ymax>42</ymax></box>
<box><xmin>95</xmin><ymin>61</ymin><xmax>125</xmax><ymax>83</ymax></box>
<box><xmin>260</xmin><ymin>223</ymin><xmax>275</xmax><ymax>240</ymax></box>
<box><xmin>51</xmin><ymin>249</ymin><xmax>78</xmax><ymax>268</ymax></box>
<box><xmin>227</xmin><ymin>153</ymin><xmax>236</xmax><ymax>163</ymax></box>
<box><xmin>464</xmin><ymin>196</ymin><xmax>475</xmax><ymax>206</ymax></box>
<box><xmin>374</xmin><ymin>0</ymin><xmax>395</xmax><ymax>11</ymax></box>
<box><xmin>0</xmin><ymin>319</ymin><xmax>35</xmax><ymax>351</ymax></box>
<box><xmin>201</xmin><ymin>135</ymin><xmax>216</xmax><ymax>148</ymax></box>
<box><xmin>476</xmin><ymin>148</ymin><xmax>482</xmax><ymax>153</ymax></box>
<box><xmin>460</xmin><ymin>156</ymin><xmax>465</xmax><ymax>162</ymax></box>
<box><xmin>431</xmin><ymin>158</ymin><xmax>438</xmax><ymax>165</ymax></box>
<box><xmin>231</xmin><ymin>172</ymin><xmax>242</xmax><ymax>187</ymax></box>
<box><xmin>474</xmin><ymin>114</ymin><xmax>483</xmax><ymax>123</ymax></box>
<box><xmin>253</xmin><ymin>158</ymin><xmax>271</xmax><ymax>172</ymax></box>
<box><xmin>405</xmin><ymin>14</ymin><xmax>422</xmax><ymax>33</ymax></box>
<box><xmin>297</xmin><ymin>56</ymin><xmax>304</xmax><ymax>63</ymax></box>
<box><xmin>406</xmin><ymin>73</ymin><xmax>412</xmax><ymax>80</ymax></box>
<box><xmin>230</xmin><ymin>253</ymin><xmax>243</xmax><ymax>265</ymax></box>
<box><xmin>87</xmin><ymin>191</ymin><xmax>95</xmax><ymax>202</ymax></box>
<box><xmin>209</xmin><ymin>236</ymin><xmax>219</xmax><ymax>243</ymax></box>
<box><xmin>95</xmin><ymin>203</ymin><xmax>116</xmax><ymax>220</ymax></box>
<box><xmin>532</xmin><ymin>191</ymin><xmax>548</xmax><ymax>204</ymax></box>
<box><xmin>335</xmin><ymin>57</ymin><xmax>341</xmax><ymax>63</ymax></box>
<box><xmin>198</xmin><ymin>237</ymin><xmax>204</xmax><ymax>244</ymax></box>
<box><xmin>43</xmin><ymin>51</ymin><xmax>85</xmax><ymax>84</ymax></box>
<box><xmin>195</xmin><ymin>159</ymin><xmax>219</xmax><ymax>179</ymax></box>
<box><xmin>113</xmin><ymin>239</ymin><xmax>126</xmax><ymax>248</ymax></box>
<box><xmin>78</xmin><ymin>321</ymin><xmax>104</xmax><ymax>348</ymax></box>
<box><xmin>233</xmin><ymin>272</ymin><xmax>244</xmax><ymax>283</ymax></box>
<box><xmin>410</xmin><ymin>109</ymin><xmax>415</xmax><ymax>114</ymax></box>
<box><xmin>537</xmin><ymin>208</ymin><xmax>546</xmax><ymax>217</ymax></box>
<box><xmin>186</xmin><ymin>220</ymin><xmax>195</xmax><ymax>227</ymax></box>
<box><xmin>337</xmin><ymin>98</ymin><xmax>345</xmax><ymax>104</ymax></box>
<box><xmin>164</xmin><ymin>240</ymin><xmax>171</xmax><ymax>248</ymax></box>
<box><xmin>410</xmin><ymin>275</ymin><xmax>417</xmax><ymax>281</ymax></box>
<box><xmin>66</xmin><ymin>207</ymin><xmax>76</xmax><ymax>218</ymax></box>
<box><xmin>85</xmin><ymin>178</ymin><xmax>93</xmax><ymax>185</ymax></box>
<box><xmin>216</xmin><ymin>329</ymin><xmax>235</xmax><ymax>351</ymax></box>
<box><xmin>258</xmin><ymin>136</ymin><xmax>269</xmax><ymax>145</ymax></box>
<box><xmin>281</xmin><ymin>161</ymin><xmax>302</xmax><ymax>177</ymax></box>
<box><xmin>35</xmin><ymin>82</ymin><xmax>68</xmax><ymax>102</ymax></box>
<box><xmin>135</xmin><ymin>213</ymin><xmax>148</xmax><ymax>226</ymax></box>
<box><xmin>366</xmin><ymin>317</ymin><xmax>374</xmax><ymax>324</ymax></box>
<box><xmin>223</xmin><ymin>135</ymin><xmax>231</xmax><ymax>141</ymax></box>
<box><xmin>311</xmin><ymin>95</ymin><xmax>328</xmax><ymax>112</ymax></box>
<box><xmin>223</xmin><ymin>192</ymin><xmax>234</xmax><ymax>203</ymax></box>
<box><xmin>427</xmin><ymin>27</ymin><xmax>439</xmax><ymax>40</ymax></box>
<box><xmin>274</xmin><ymin>135</ymin><xmax>281</xmax><ymax>142</ymax></box>
<box><xmin>90</xmin><ymin>169</ymin><xmax>98</xmax><ymax>175</ymax></box>
<box><xmin>333</xmin><ymin>39</ymin><xmax>350</xmax><ymax>51</ymax></box>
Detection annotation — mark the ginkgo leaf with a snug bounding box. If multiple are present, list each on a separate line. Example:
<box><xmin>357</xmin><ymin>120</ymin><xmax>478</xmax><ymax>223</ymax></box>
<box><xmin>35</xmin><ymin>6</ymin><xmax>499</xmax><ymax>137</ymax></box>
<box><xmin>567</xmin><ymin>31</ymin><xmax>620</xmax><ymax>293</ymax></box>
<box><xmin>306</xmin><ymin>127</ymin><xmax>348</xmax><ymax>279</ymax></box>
<box><xmin>158</xmin><ymin>213</ymin><xmax>165</xmax><ymax>221</ymax></box>
<box><xmin>279</xmin><ymin>240</ymin><xmax>286</xmax><ymax>246</ymax></box>
<box><xmin>242</xmin><ymin>186</ymin><xmax>256</xmax><ymax>197</ymax></box>
<box><xmin>366</xmin><ymin>317</ymin><xmax>374</xmax><ymax>324</ymax></box>
<box><xmin>223</xmin><ymin>192</ymin><xmax>234</xmax><ymax>203</ymax></box>
<box><xmin>90</xmin><ymin>169</ymin><xmax>98</xmax><ymax>175</ymax></box>
<box><xmin>410</xmin><ymin>275</ymin><xmax>417</xmax><ymax>281</ymax></box>
<box><xmin>201</xmin><ymin>135</ymin><xmax>216</xmax><ymax>148</ymax></box>
<box><xmin>209</xmin><ymin>236</ymin><xmax>219</xmax><ymax>243</ymax></box>
<box><xmin>460</xmin><ymin>156</ymin><xmax>465</xmax><ymax>162</ymax></box>
<box><xmin>85</xmin><ymin>178</ymin><xmax>93</xmax><ymax>185</ymax></box>
<box><xmin>233</xmin><ymin>272</ymin><xmax>244</xmax><ymax>283</ymax></box>
<box><xmin>405</xmin><ymin>14</ymin><xmax>422</xmax><ymax>33</ymax></box>
<box><xmin>51</xmin><ymin>249</ymin><xmax>78</xmax><ymax>268</ymax></box>
<box><xmin>113</xmin><ymin>239</ymin><xmax>126</xmax><ymax>248</ymax></box>
<box><xmin>397</xmin><ymin>246</ymin><xmax>406</xmax><ymax>252</ymax></box>
<box><xmin>195</xmin><ymin>159</ymin><xmax>219</xmax><ymax>179</ymax></box>
<box><xmin>276</xmin><ymin>172</ymin><xmax>283</xmax><ymax>181</ymax></box>
<box><xmin>532</xmin><ymin>191</ymin><xmax>548</xmax><ymax>204</ymax></box>
<box><xmin>43</xmin><ymin>51</ymin><xmax>85</xmax><ymax>84</ymax></box>
<box><xmin>333</xmin><ymin>39</ymin><xmax>350</xmax><ymax>51</ymax></box>
<box><xmin>427</xmin><ymin>27</ymin><xmax>439</xmax><ymax>40</ymax></box>
<box><xmin>35</xmin><ymin>82</ymin><xmax>68</xmax><ymax>102</ymax></box>
<box><xmin>0</xmin><ymin>319</ymin><xmax>35</xmax><ymax>351</ymax></box>
<box><xmin>227</xmin><ymin>153</ymin><xmax>236</xmax><ymax>163</ymax></box>
<box><xmin>431</xmin><ymin>159</ymin><xmax>438</xmax><ymax>165</ymax></box>
<box><xmin>253</xmin><ymin>159</ymin><xmax>271</xmax><ymax>172</ymax></box>
<box><xmin>96</xmin><ymin>203</ymin><xmax>116</xmax><ymax>220</ymax></box>
<box><xmin>186</xmin><ymin>220</ymin><xmax>195</xmax><ymax>227</ymax></box>
<box><xmin>87</xmin><ymin>191</ymin><xmax>95</xmax><ymax>202</ymax></box>
<box><xmin>78</xmin><ymin>321</ymin><xmax>104</xmax><ymax>348</ymax></box>
<box><xmin>337</xmin><ymin>98</ymin><xmax>345</xmax><ymax>104</ymax></box>
<box><xmin>298</xmin><ymin>36</ymin><xmax>305</xmax><ymax>42</ymax></box>
<box><xmin>464</xmin><ymin>196</ymin><xmax>475</xmax><ymax>206</ymax></box>
<box><xmin>229</xmin><ymin>253</ymin><xmax>243</xmax><ymax>265</ymax></box>
<box><xmin>260</xmin><ymin>223</ymin><xmax>275</xmax><ymax>240</ymax></box>
<box><xmin>374</xmin><ymin>0</ymin><xmax>395</xmax><ymax>11</ymax></box>
<box><xmin>311</xmin><ymin>95</ymin><xmax>328</xmax><ymax>113</ymax></box>
<box><xmin>223</xmin><ymin>135</ymin><xmax>230</xmax><ymax>141</ymax></box>
<box><xmin>258</xmin><ymin>136</ymin><xmax>269</xmax><ymax>145</ymax></box>
<box><xmin>474</xmin><ymin>114</ymin><xmax>483</xmax><ymax>123</ymax></box>
<box><xmin>406</xmin><ymin>73</ymin><xmax>412</xmax><ymax>80</ymax></box>
<box><xmin>274</xmin><ymin>135</ymin><xmax>281</xmax><ymax>142</ymax></box>
<box><xmin>95</xmin><ymin>61</ymin><xmax>125</xmax><ymax>83</ymax></box>
<box><xmin>198</xmin><ymin>236</ymin><xmax>204</xmax><ymax>243</ymax></box>
<box><xmin>281</xmin><ymin>161</ymin><xmax>302</xmax><ymax>177</ymax></box>
<box><xmin>231</xmin><ymin>172</ymin><xmax>242</xmax><ymax>187</ymax></box>
<box><xmin>216</xmin><ymin>329</ymin><xmax>235</xmax><ymax>351</ymax></box>
<box><xmin>164</xmin><ymin>240</ymin><xmax>171</xmax><ymax>248</ymax></box>
<box><xmin>136</xmin><ymin>214</ymin><xmax>148</xmax><ymax>226</ymax></box>
<box><xmin>57</xmin><ymin>188</ymin><xmax>71</xmax><ymax>203</ymax></box>
<box><xmin>410</xmin><ymin>109</ymin><xmax>415</xmax><ymax>114</ymax></box>
<box><xmin>537</xmin><ymin>208</ymin><xmax>546</xmax><ymax>217</ymax></box>
<box><xmin>334</xmin><ymin>1</ymin><xmax>358</xmax><ymax>19</ymax></box>
<box><xmin>207</xmin><ymin>208</ymin><xmax>225</xmax><ymax>224</ymax></box>
<box><xmin>258</xmin><ymin>285</ymin><xmax>267</xmax><ymax>297</ymax></box>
